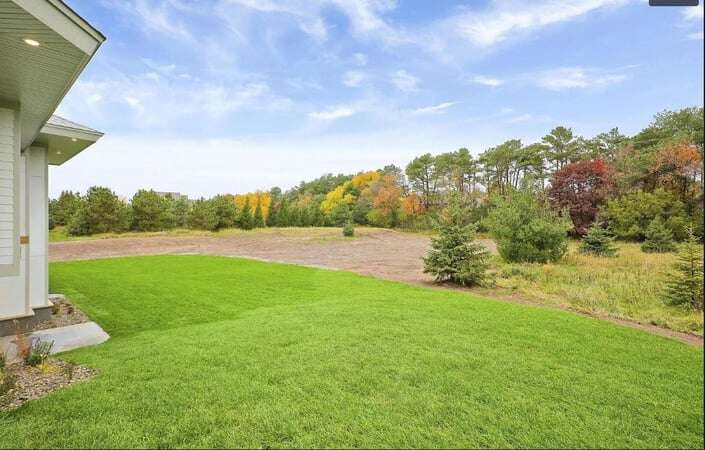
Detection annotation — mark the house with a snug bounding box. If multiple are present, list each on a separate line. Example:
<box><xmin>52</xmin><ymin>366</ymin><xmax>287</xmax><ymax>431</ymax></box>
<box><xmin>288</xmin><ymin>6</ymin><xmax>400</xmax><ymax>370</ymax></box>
<box><xmin>1</xmin><ymin>0</ymin><xmax>104</xmax><ymax>335</ymax></box>
<box><xmin>155</xmin><ymin>191</ymin><xmax>191</xmax><ymax>202</ymax></box>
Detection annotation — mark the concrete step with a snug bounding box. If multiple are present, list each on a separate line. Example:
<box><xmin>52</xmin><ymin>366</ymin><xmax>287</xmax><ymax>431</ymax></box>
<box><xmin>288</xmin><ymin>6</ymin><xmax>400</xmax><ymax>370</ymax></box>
<box><xmin>0</xmin><ymin>322</ymin><xmax>109</xmax><ymax>364</ymax></box>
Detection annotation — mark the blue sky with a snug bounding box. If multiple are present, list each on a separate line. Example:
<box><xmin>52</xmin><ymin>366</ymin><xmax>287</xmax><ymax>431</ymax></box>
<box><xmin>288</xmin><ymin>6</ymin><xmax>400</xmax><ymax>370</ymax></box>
<box><xmin>51</xmin><ymin>0</ymin><xmax>704</xmax><ymax>198</ymax></box>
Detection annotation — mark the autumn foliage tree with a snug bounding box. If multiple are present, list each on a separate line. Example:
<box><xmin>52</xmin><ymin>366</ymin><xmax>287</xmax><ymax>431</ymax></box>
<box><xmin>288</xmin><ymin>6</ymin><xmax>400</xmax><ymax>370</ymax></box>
<box><xmin>649</xmin><ymin>140</ymin><xmax>703</xmax><ymax>209</ymax></box>
<box><xmin>548</xmin><ymin>160</ymin><xmax>614</xmax><ymax>235</ymax></box>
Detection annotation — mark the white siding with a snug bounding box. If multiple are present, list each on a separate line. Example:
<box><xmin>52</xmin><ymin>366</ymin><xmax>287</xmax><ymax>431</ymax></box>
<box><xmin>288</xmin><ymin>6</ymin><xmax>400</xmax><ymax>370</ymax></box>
<box><xmin>28</xmin><ymin>147</ymin><xmax>48</xmax><ymax>308</ymax></box>
<box><xmin>0</xmin><ymin>108</ymin><xmax>15</xmax><ymax>267</ymax></box>
<box><xmin>0</xmin><ymin>148</ymin><xmax>26</xmax><ymax>319</ymax></box>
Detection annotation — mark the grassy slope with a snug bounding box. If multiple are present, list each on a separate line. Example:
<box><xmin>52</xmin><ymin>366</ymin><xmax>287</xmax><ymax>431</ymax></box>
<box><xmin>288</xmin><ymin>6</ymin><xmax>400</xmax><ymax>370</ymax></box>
<box><xmin>488</xmin><ymin>242</ymin><xmax>703</xmax><ymax>335</ymax></box>
<box><xmin>1</xmin><ymin>256</ymin><xmax>702</xmax><ymax>448</ymax></box>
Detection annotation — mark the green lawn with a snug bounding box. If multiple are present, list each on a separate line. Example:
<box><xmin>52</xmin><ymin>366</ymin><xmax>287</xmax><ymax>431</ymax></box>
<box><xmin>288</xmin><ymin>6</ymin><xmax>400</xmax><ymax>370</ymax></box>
<box><xmin>1</xmin><ymin>256</ymin><xmax>702</xmax><ymax>448</ymax></box>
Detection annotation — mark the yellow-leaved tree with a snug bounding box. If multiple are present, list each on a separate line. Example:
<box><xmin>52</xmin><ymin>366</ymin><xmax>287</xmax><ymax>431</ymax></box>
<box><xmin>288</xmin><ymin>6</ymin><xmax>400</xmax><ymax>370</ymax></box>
<box><xmin>233</xmin><ymin>192</ymin><xmax>271</xmax><ymax>223</ymax></box>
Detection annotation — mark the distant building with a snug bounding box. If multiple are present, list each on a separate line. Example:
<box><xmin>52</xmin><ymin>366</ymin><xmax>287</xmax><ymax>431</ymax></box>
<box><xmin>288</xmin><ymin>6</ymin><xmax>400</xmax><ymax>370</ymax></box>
<box><xmin>155</xmin><ymin>192</ymin><xmax>190</xmax><ymax>202</ymax></box>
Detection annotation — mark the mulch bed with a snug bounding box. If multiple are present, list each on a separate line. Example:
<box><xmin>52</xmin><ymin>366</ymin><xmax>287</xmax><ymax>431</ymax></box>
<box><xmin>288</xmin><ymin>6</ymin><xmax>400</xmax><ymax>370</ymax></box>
<box><xmin>0</xmin><ymin>359</ymin><xmax>96</xmax><ymax>411</ymax></box>
<box><xmin>33</xmin><ymin>296</ymin><xmax>90</xmax><ymax>332</ymax></box>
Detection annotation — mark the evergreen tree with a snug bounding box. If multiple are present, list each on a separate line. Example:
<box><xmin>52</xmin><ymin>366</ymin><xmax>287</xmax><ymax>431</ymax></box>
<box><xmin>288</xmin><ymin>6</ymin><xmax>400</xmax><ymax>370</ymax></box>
<box><xmin>131</xmin><ymin>190</ymin><xmax>170</xmax><ymax>231</ymax></box>
<box><xmin>664</xmin><ymin>228</ymin><xmax>704</xmax><ymax>310</ymax></box>
<box><xmin>485</xmin><ymin>189</ymin><xmax>571</xmax><ymax>263</ymax></box>
<box><xmin>423</xmin><ymin>202</ymin><xmax>489</xmax><ymax>286</ymax></box>
<box><xmin>253</xmin><ymin>197</ymin><xmax>265</xmax><ymax>228</ymax></box>
<box><xmin>67</xmin><ymin>186</ymin><xmax>130</xmax><ymax>236</ymax></box>
<box><xmin>171</xmin><ymin>197</ymin><xmax>190</xmax><ymax>228</ymax></box>
<box><xmin>187</xmin><ymin>198</ymin><xmax>218</xmax><ymax>231</ymax></box>
<box><xmin>52</xmin><ymin>190</ymin><xmax>82</xmax><ymax>226</ymax></box>
<box><xmin>239</xmin><ymin>197</ymin><xmax>254</xmax><ymax>230</ymax></box>
<box><xmin>211</xmin><ymin>195</ymin><xmax>238</xmax><ymax>230</ymax></box>
<box><xmin>579</xmin><ymin>224</ymin><xmax>618</xmax><ymax>257</ymax></box>
<box><xmin>641</xmin><ymin>216</ymin><xmax>676</xmax><ymax>253</ymax></box>
<box><xmin>342</xmin><ymin>219</ymin><xmax>355</xmax><ymax>237</ymax></box>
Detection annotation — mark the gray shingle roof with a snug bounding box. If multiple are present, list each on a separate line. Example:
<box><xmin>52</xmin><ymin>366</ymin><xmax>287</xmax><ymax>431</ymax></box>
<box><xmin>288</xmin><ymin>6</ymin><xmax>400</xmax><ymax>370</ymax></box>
<box><xmin>46</xmin><ymin>115</ymin><xmax>102</xmax><ymax>135</ymax></box>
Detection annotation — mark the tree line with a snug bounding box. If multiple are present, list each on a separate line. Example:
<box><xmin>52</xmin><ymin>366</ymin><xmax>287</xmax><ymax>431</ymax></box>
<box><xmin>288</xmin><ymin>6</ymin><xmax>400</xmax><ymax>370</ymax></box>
<box><xmin>50</xmin><ymin>107</ymin><xmax>703</xmax><ymax>242</ymax></box>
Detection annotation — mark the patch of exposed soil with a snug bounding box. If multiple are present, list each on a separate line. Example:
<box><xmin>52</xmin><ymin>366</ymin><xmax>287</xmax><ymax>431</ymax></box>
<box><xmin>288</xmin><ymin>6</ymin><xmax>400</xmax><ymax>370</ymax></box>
<box><xmin>0</xmin><ymin>360</ymin><xmax>96</xmax><ymax>411</ymax></box>
<box><xmin>32</xmin><ymin>296</ymin><xmax>90</xmax><ymax>332</ymax></box>
<box><xmin>49</xmin><ymin>228</ymin><xmax>702</xmax><ymax>347</ymax></box>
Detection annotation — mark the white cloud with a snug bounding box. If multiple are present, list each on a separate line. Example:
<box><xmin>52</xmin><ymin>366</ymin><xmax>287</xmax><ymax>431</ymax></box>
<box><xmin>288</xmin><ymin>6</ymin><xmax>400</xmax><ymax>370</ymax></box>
<box><xmin>61</xmin><ymin>73</ymin><xmax>292</xmax><ymax>127</ymax></box>
<box><xmin>444</xmin><ymin>0</ymin><xmax>628</xmax><ymax>48</ymax></box>
<box><xmin>413</xmin><ymin>102</ymin><xmax>457</xmax><ymax>114</ymax></box>
<box><xmin>218</xmin><ymin>0</ymin><xmax>406</xmax><ymax>44</ymax></box>
<box><xmin>536</xmin><ymin>66</ymin><xmax>627</xmax><ymax>91</ymax></box>
<box><xmin>471</xmin><ymin>75</ymin><xmax>503</xmax><ymax>87</ymax></box>
<box><xmin>682</xmin><ymin>4</ymin><xmax>703</xmax><ymax>21</ymax></box>
<box><xmin>392</xmin><ymin>70</ymin><xmax>419</xmax><ymax>92</ymax></box>
<box><xmin>108</xmin><ymin>0</ymin><xmax>193</xmax><ymax>39</ymax></box>
<box><xmin>308</xmin><ymin>105</ymin><xmax>357</xmax><ymax>120</ymax></box>
<box><xmin>142</xmin><ymin>58</ymin><xmax>177</xmax><ymax>75</ymax></box>
<box><xmin>506</xmin><ymin>113</ymin><xmax>534</xmax><ymax>123</ymax></box>
<box><xmin>343</xmin><ymin>71</ymin><xmax>366</xmax><ymax>87</ymax></box>
<box><xmin>682</xmin><ymin>4</ymin><xmax>703</xmax><ymax>40</ymax></box>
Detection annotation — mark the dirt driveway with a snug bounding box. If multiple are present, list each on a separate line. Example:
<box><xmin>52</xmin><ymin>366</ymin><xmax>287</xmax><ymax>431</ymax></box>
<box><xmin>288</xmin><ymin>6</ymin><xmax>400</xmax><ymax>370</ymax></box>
<box><xmin>49</xmin><ymin>228</ymin><xmax>700</xmax><ymax>346</ymax></box>
<box><xmin>50</xmin><ymin>228</ymin><xmax>461</xmax><ymax>284</ymax></box>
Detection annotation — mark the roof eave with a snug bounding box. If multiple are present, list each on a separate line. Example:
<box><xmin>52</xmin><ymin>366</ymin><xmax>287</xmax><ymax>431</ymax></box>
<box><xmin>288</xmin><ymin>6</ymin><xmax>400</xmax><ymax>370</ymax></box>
<box><xmin>40</xmin><ymin>123</ymin><xmax>104</xmax><ymax>142</ymax></box>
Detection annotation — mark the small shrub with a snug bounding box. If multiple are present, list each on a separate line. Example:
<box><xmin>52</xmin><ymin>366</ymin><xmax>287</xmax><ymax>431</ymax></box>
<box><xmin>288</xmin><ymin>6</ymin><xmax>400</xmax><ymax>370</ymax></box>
<box><xmin>13</xmin><ymin>328</ymin><xmax>31</xmax><ymax>362</ymax></box>
<box><xmin>485</xmin><ymin>190</ymin><xmax>571</xmax><ymax>263</ymax></box>
<box><xmin>641</xmin><ymin>217</ymin><xmax>676</xmax><ymax>253</ymax></box>
<box><xmin>424</xmin><ymin>201</ymin><xmax>489</xmax><ymax>286</ymax></box>
<box><xmin>342</xmin><ymin>221</ymin><xmax>355</xmax><ymax>237</ymax></box>
<box><xmin>664</xmin><ymin>228</ymin><xmax>704</xmax><ymax>310</ymax></box>
<box><xmin>24</xmin><ymin>339</ymin><xmax>53</xmax><ymax>367</ymax></box>
<box><xmin>64</xmin><ymin>362</ymin><xmax>78</xmax><ymax>382</ymax></box>
<box><xmin>0</xmin><ymin>370</ymin><xmax>16</xmax><ymax>396</ymax></box>
<box><xmin>0</xmin><ymin>353</ymin><xmax>5</xmax><ymax>370</ymax></box>
<box><xmin>579</xmin><ymin>224</ymin><xmax>618</xmax><ymax>257</ymax></box>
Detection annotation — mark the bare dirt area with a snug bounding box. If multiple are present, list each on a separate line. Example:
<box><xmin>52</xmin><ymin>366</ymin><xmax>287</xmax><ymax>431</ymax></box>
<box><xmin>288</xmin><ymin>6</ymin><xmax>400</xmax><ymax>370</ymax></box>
<box><xmin>49</xmin><ymin>228</ymin><xmax>702</xmax><ymax>346</ymax></box>
<box><xmin>50</xmin><ymin>228</ymin><xmax>451</xmax><ymax>284</ymax></box>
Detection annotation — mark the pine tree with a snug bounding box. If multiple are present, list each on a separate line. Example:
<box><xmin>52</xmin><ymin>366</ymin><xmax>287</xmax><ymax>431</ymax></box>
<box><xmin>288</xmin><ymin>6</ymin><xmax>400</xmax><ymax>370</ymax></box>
<box><xmin>664</xmin><ymin>228</ymin><xmax>704</xmax><ymax>310</ymax></box>
<box><xmin>579</xmin><ymin>224</ymin><xmax>618</xmax><ymax>257</ymax></box>
<box><xmin>342</xmin><ymin>220</ymin><xmax>355</xmax><ymax>237</ymax></box>
<box><xmin>641</xmin><ymin>216</ymin><xmax>676</xmax><ymax>253</ymax></box>
<box><xmin>239</xmin><ymin>198</ymin><xmax>254</xmax><ymax>230</ymax></box>
<box><xmin>423</xmin><ymin>202</ymin><xmax>489</xmax><ymax>286</ymax></box>
<box><xmin>253</xmin><ymin>197</ymin><xmax>265</xmax><ymax>228</ymax></box>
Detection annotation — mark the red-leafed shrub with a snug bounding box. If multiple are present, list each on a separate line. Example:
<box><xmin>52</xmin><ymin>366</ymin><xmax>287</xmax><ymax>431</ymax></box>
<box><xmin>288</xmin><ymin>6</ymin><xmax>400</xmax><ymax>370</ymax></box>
<box><xmin>548</xmin><ymin>160</ymin><xmax>615</xmax><ymax>235</ymax></box>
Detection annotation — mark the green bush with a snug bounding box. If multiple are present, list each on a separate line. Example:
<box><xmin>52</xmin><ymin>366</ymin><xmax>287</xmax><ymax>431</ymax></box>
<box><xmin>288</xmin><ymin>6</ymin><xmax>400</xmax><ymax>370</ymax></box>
<box><xmin>603</xmin><ymin>189</ymin><xmax>687</xmax><ymax>241</ymax></box>
<box><xmin>342</xmin><ymin>220</ymin><xmax>355</xmax><ymax>237</ymax></box>
<box><xmin>424</xmin><ymin>202</ymin><xmax>489</xmax><ymax>286</ymax></box>
<box><xmin>485</xmin><ymin>190</ymin><xmax>571</xmax><ymax>263</ymax></box>
<box><xmin>579</xmin><ymin>224</ymin><xmax>618</xmax><ymax>257</ymax></box>
<box><xmin>641</xmin><ymin>217</ymin><xmax>676</xmax><ymax>253</ymax></box>
<box><xmin>664</xmin><ymin>228</ymin><xmax>704</xmax><ymax>310</ymax></box>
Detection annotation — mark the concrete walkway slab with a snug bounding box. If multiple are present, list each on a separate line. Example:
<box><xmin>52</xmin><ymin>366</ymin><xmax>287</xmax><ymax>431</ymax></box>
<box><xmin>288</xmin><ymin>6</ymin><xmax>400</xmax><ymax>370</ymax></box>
<box><xmin>0</xmin><ymin>322</ymin><xmax>109</xmax><ymax>364</ymax></box>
